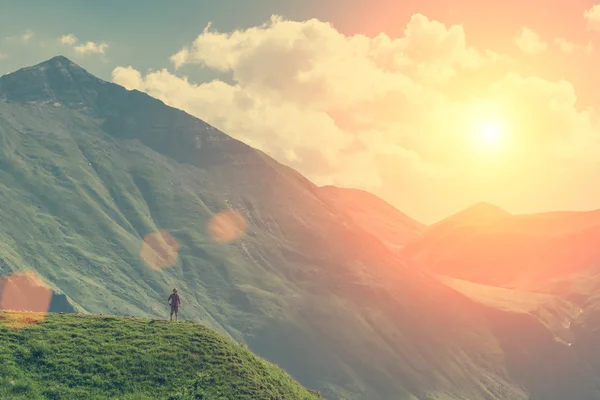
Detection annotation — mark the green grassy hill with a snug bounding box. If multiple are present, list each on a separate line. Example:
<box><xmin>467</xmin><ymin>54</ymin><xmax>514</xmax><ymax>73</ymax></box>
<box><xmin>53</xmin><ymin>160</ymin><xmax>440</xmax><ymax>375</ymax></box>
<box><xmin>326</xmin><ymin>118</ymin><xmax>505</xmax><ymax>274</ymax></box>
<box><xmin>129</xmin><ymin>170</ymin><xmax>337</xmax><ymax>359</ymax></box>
<box><xmin>0</xmin><ymin>310</ymin><xmax>322</xmax><ymax>400</ymax></box>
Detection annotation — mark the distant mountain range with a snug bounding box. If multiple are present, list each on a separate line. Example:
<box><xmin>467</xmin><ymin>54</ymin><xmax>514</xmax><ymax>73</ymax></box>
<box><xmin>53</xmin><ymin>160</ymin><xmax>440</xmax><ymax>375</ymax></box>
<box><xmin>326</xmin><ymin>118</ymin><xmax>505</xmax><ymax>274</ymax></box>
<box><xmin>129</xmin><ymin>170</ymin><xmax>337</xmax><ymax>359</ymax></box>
<box><xmin>2</xmin><ymin>56</ymin><xmax>600</xmax><ymax>399</ymax></box>
<box><xmin>404</xmin><ymin>201</ymin><xmax>600</xmax><ymax>290</ymax></box>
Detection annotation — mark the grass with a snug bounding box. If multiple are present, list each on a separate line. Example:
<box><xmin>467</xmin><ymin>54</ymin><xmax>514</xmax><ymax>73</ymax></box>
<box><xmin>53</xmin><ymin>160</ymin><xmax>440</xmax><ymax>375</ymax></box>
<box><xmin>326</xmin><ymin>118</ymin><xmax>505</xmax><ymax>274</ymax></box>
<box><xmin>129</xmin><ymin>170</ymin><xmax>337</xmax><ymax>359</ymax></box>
<box><xmin>0</xmin><ymin>310</ymin><xmax>322</xmax><ymax>400</ymax></box>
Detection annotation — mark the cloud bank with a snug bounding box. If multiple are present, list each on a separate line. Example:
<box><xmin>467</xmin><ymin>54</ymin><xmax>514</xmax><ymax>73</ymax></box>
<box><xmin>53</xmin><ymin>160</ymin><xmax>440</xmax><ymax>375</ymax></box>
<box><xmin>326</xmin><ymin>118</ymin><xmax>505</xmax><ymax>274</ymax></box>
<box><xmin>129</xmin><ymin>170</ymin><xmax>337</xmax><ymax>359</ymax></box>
<box><xmin>112</xmin><ymin>14</ymin><xmax>600</xmax><ymax>222</ymax></box>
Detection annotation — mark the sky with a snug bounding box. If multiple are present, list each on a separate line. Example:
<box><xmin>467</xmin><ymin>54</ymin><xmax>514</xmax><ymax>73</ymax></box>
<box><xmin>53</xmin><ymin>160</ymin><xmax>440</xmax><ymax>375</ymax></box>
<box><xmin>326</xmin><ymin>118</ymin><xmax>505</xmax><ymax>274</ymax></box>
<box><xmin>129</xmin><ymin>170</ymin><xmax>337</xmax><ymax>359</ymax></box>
<box><xmin>2</xmin><ymin>0</ymin><xmax>600</xmax><ymax>224</ymax></box>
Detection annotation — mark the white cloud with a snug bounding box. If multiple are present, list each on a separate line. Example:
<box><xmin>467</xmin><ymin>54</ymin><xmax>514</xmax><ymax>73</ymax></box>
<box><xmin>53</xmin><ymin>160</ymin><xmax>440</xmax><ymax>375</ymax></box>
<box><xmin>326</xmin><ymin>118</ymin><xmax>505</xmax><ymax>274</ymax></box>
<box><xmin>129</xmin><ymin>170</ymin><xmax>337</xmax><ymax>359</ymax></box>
<box><xmin>111</xmin><ymin>66</ymin><xmax>144</xmax><ymax>90</ymax></box>
<box><xmin>112</xmin><ymin>15</ymin><xmax>600</xmax><ymax>221</ymax></box>
<box><xmin>171</xmin><ymin>15</ymin><xmax>495</xmax><ymax>88</ymax></box>
<box><xmin>5</xmin><ymin>29</ymin><xmax>34</xmax><ymax>44</ymax></box>
<box><xmin>22</xmin><ymin>30</ymin><xmax>34</xmax><ymax>43</ymax></box>
<box><xmin>514</xmin><ymin>27</ymin><xmax>547</xmax><ymax>55</ymax></box>
<box><xmin>584</xmin><ymin>5</ymin><xmax>600</xmax><ymax>31</ymax></box>
<box><xmin>555</xmin><ymin>37</ymin><xmax>594</xmax><ymax>54</ymax></box>
<box><xmin>60</xmin><ymin>34</ymin><xmax>77</xmax><ymax>46</ymax></box>
<box><xmin>59</xmin><ymin>34</ymin><xmax>107</xmax><ymax>56</ymax></box>
<box><xmin>556</xmin><ymin>37</ymin><xmax>576</xmax><ymax>53</ymax></box>
<box><xmin>74</xmin><ymin>41</ymin><xmax>108</xmax><ymax>56</ymax></box>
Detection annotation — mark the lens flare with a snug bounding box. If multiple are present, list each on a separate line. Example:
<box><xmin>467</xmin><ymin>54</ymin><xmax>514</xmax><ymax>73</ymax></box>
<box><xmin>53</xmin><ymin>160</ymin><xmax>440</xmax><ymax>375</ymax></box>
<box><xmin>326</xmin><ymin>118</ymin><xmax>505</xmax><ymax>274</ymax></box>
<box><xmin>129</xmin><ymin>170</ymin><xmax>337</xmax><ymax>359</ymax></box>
<box><xmin>207</xmin><ymin>209</ymin><xmax>248</xmax><ymax>243</ymax></box>
<box><xmin>140</xmin><ymin>230</ymin><xmax>181</xmax><ymax>270</ymax></box>
<box><xmin>0</xmin><ymin>271</ymin><xmax>53</xmax><ymax>330</ymax></box>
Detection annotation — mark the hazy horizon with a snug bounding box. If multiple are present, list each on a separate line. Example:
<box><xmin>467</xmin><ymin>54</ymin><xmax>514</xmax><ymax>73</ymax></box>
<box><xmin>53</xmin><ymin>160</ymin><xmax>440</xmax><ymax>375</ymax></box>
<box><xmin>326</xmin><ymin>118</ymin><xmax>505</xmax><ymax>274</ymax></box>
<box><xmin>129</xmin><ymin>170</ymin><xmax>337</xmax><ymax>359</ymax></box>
<box><xmin>2</xmin><ymin>0</ymin><xmax>600</xmax><ymax>224</ymax></box>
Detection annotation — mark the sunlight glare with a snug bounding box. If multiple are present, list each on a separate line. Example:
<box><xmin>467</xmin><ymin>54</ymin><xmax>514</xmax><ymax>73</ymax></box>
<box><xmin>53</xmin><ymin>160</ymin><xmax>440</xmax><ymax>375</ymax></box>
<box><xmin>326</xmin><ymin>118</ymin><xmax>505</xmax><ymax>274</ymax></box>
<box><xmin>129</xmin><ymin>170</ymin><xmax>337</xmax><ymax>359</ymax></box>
<box><xmin>480</xmin><ymin>122</ymin><xmax>502</xmax><ymax>146</ymax></box>
<box><xmin>466</xmin><ymin>100</ymin><xmax>509</xmax><ymax>154</ymax></box>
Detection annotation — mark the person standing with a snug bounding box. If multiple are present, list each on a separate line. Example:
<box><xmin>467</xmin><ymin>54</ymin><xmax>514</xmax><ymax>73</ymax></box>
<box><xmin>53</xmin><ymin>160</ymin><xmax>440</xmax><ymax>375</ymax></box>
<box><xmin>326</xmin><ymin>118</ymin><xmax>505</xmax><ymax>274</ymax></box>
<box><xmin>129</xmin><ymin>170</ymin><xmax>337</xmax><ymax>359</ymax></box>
<box><xmin>168</xmin><ymin>288</ymin><xmax>181</xmax><ymax>321</ymax></box>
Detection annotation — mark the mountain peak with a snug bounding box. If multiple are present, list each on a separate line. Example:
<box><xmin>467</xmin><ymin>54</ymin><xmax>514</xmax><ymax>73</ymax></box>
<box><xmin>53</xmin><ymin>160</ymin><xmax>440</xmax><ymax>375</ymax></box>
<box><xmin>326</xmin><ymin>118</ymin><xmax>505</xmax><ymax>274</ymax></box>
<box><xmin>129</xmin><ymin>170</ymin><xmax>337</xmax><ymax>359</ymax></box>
<box><xmin>435</xmin><ymin>201</ymin><xmax>511</xmax><ymax>228</ymax></box>
<box><xmin>464</xmin><ymin>201</ymin><xmax>509</xmax><ymax>214</ymax></box>
<box><xmin>4</xmin><ymin>55</ymin><xmax>88</xmax><ymax>79</ymax></box>
<box><xmin>37</xmin><ymin>55</ymin><xmax>83</xmax><ymax>70</ymax></box>
<box><xmin>0</xmin><ymin>55</ymin><xmax>102</xmax><ymax>107</ymax></box>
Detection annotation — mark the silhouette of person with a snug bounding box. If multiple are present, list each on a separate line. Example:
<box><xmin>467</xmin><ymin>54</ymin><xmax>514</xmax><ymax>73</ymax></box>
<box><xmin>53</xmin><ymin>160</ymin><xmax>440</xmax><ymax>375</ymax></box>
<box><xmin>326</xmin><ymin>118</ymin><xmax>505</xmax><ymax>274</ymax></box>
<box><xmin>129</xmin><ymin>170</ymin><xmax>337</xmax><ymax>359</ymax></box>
<box><xmin>168</xmin><ymin>288</ymin><xmax>181</xmax><ymax>321</ymax></box>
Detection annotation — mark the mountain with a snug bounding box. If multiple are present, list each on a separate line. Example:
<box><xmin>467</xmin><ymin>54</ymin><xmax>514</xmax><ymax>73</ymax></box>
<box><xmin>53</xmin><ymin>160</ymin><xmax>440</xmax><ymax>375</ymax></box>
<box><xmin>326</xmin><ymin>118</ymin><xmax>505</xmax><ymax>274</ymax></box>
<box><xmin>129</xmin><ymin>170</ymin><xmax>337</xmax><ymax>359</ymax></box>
<box><xmin>399</xmin><ymin>201</ymin><xmax>600</xmax><ymax>400</ymax></box>
<box><xmin>2</xmin><ymin>56</ymin><xmax>600</xmax><ymax>399</ymax></box>
<box><xmin>318</xmin><ymin>186</ymin><xmax>426</xmax><ymax>251</ymax></box>
<box><xmin>402</xmin><ymin>202</ymin><xmax>511</xmax><ymax>265</ymax></box>
<box><xmin>0</xmin><ymin>310</ymin><xmax>322</xmax><ymax>399</ymax></box>
<box><xmin>403</xmin><ymin>202</ymin><xmax>600</xmax><ymax>289</ymax></box>
<box><xmin>436</xmin><ymin>202</ymin><xmax>512</xmax><ymax>226</ymax></box>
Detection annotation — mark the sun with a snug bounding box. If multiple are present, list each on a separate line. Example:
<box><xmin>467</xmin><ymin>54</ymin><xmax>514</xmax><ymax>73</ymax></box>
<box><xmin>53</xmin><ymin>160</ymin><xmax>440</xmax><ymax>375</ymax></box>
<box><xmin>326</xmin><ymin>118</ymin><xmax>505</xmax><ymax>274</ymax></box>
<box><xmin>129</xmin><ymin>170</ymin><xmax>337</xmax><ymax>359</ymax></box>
<box><xmin>473</xmin><ymin>119</ymin><xmax>506</xmax><ymax>151</ymax></box>
<box><xmin>480</xmin><ymin>122</ymin><xmax>501</xmax><ymax>145</ymax></box>
<box><xmin>464</xmin><ymin>99</ymin><xmax>510</xmax><ymax>155</ymax></box>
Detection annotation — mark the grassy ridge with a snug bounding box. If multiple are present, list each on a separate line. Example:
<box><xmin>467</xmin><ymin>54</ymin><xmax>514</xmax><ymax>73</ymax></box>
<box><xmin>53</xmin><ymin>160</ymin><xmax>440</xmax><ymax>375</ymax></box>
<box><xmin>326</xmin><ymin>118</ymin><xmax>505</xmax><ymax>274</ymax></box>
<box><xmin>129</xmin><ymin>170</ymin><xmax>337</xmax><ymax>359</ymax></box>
<box><xmin>0</xmin><ymin>311</ymin><xmax>322</xmax><ymax>400</ymax></box>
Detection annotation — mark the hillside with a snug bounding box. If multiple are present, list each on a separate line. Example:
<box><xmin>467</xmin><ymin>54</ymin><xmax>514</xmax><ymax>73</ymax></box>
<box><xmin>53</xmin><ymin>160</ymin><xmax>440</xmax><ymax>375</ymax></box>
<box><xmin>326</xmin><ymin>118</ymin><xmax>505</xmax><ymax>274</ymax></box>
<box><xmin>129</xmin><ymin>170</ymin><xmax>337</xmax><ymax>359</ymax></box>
<box><xmin>403</xmin><ymin>204</ymin><xmax>600</xmax><ymax>289</ymax></box>
<box><xmin>318</xmin><ymin>186</ymin><xmax>426</xmax><ymax>251</ymax></box>
<box><xmin>0</xmin><ymin>55</ymin><xmax>494</xmax><ymax>399</ymax></box>
<box><xmin>435</xmin><ymin>275</ymin><xmax>580</xmax><ymax>342</ymax></box>
<box><xmin>0</xmin><ymin>311</ymin><xmax>322</xmax><ymax>400</ymax></box>
<box><xmin>3</xmin><ymin>56</ymin><xmax>600</xmax><ymax>399</ymax></box>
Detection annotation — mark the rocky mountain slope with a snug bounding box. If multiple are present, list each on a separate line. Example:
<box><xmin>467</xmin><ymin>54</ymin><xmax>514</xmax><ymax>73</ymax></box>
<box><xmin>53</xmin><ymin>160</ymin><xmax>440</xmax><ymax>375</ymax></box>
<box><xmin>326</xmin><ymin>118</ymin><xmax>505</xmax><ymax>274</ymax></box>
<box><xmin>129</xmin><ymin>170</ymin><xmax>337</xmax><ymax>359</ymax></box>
<box><xmin>318</xmin><ymin>186</ymin><xmax>426</xmax><ymax>252</ymax></box>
